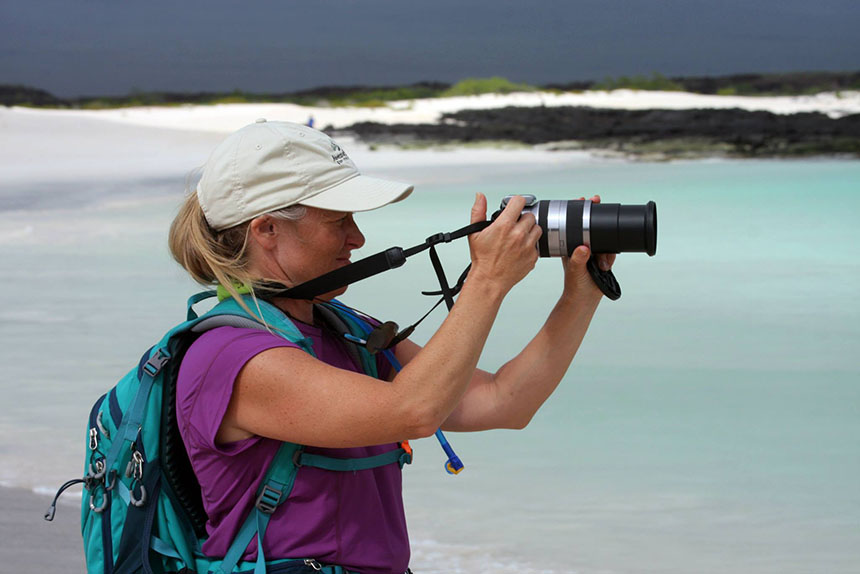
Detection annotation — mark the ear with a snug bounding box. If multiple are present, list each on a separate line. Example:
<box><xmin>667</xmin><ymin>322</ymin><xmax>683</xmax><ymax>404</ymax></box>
<box><xmin>248</xmin><ymin>215</ymin><xmax>279</xmax><ymax>251</ymax></box>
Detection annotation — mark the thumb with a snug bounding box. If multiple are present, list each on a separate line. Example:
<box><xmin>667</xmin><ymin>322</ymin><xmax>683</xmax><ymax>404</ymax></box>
<box><xmin>571</xmin><ymin>245</ymin><xmax>591</xmax><ymax>267</ymax></box>
<box><xmin>471</xmin><ymin>192</ymin><xmax>488</xmax><ymax>224</ymax></box>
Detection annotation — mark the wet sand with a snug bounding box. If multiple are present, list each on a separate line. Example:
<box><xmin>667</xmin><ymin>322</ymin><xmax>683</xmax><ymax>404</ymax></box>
<box><xmin>0</xmin><ymin>486</ymin><xmax>85</xmax><ymax>573</ymax></box>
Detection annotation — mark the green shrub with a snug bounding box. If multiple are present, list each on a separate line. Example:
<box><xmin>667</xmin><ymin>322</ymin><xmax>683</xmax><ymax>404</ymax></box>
<box><xmin>209</xmin><ymin>95</ymin><xmax>252</xmax><ymax>104</ymax></box>
<box><xmin>593</xmin><ymin>73</ymin><xmax>684</xmax><ymax>92</ymax></box>
<box><xmin>355</xmin><ymin>99</ymin><xmax>388</xmax><ymax>108</ymax></box>
<box><xmin>441</xmin><ymin>77</ymin><xmax>536</xmax><ymax>97</ymax></box>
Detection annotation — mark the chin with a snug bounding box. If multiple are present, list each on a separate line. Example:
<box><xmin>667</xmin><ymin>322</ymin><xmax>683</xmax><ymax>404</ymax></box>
<box><xmin>318</xmin><ymin>286</ymin><xmax>348</xmax><ymax>301</ymax></box>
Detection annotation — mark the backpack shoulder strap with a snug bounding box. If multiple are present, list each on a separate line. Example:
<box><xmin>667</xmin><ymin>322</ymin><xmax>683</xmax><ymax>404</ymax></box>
<box><xmin>192</xmin><ymin>293</ymin><xmax>315</xmax><ymax>355</ymax></box>
<box><xmin>183</xmin><ymin>292</ymin><xmax>410</xmax><ymax>574</ymax></box>
<box><xmin>313</xmin><ymin>303</ymin><xmax>374</xmax><ymax>377</ymax></box>
<box><xmin>159</xmin><ymin>292</ymin><xmax>315</xmax><ymax>540</ymax></box>
<box><xmin>215</xmin><ymin>442</ymin><xmax>301</xmax><ymax>574</ymax></box>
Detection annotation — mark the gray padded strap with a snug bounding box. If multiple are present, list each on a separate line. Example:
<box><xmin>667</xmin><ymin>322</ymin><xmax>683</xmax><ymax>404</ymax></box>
<box><xmin>191</xmin><ymin>315</ymin><xmax>267</xmax><ymax>333</ymax></box>
<box><xmin>313</xmin><ymin>305</ymin><xmax>364</xmax><ymax>369</ymax></box>
<box><xmin>192</xmin><ymin>306</ymin><xmax>362</xmax><ymax>367</ymax></box>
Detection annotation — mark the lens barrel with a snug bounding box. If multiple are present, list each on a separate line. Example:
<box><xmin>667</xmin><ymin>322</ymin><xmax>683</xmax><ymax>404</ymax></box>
<box><xmin>526</xmin><ymin>199</ymin><xmax>657</xmax><ymax>257</ymax></box>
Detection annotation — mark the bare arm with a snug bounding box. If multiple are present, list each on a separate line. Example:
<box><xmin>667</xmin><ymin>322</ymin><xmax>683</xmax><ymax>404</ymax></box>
<box><xmin>218</xmin><ymin>194</ymin><xmax>542</xmax><ymax>448</ymax></box>
<box><xmin>395</xmin><ymin>196</ymin><xmax>613</xmax><ymax>432</ymax></box>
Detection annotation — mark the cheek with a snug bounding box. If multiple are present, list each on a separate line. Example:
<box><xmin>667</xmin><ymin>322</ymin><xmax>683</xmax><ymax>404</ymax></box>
<box><xmin>326</xmin><ymin>228</ymin><xmax>350</xmax><ymax>252</ymax></box>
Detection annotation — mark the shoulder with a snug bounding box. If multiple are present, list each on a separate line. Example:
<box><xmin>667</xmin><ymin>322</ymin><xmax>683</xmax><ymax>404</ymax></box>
<box><xmin>178</xmin><ymin>326</ymin><xmax>304</xmax><ymax>395</ymax></box>
<box><xmin>185</xmin><ymin>326</ymin><xmax>299</xmax><ymax>365</ymax></box>
<box><xmin>175</xmin><ymin>326</ymin><xmax>305</xmax><ymax>443</ymax></box>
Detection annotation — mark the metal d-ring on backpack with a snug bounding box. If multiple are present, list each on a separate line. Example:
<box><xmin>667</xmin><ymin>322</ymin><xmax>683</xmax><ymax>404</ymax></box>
<box><xmin>45</xmin><ymin>291</ymin><xmax>412</xmax><ymax>574</ymax></box>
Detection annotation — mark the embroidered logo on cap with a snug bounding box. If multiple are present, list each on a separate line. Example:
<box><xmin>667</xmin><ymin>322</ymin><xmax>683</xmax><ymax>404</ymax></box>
<box><xmin>330</xmin><ymin>141</ymin><xmax>349</xmax><ymax>165</ymax></box>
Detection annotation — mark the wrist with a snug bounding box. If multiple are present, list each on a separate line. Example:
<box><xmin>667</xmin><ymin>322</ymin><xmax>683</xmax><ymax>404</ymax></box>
<box><xmin>464</xmin><ymin>264</ymin><xmax>509</xmax><ymax>303</ymax></box>
<box><xmin>559</xmin><ymin>282</ymin><xmax>604</xmax><ymax>307</ymax></box>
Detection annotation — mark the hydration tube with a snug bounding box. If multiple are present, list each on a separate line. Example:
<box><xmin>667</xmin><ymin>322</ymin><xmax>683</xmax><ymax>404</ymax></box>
<box><xmin>329</xmin><ymin>301</ymin><xmax>465</xmax><ymax>475</ymax></box>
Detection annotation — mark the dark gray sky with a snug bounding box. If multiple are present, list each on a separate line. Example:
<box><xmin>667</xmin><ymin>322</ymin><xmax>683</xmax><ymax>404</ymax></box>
<box><xmin>2</xmin><ymin>0</ymin><xmax>858</xmax><ymax>98</ymax></box>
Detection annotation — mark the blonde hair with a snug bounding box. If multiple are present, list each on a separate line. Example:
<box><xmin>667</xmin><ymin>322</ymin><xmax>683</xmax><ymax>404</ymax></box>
<box><xmin>168</xmin><ymin>189</ymin><xmax>306</xmax><ymax>313</ymax></box>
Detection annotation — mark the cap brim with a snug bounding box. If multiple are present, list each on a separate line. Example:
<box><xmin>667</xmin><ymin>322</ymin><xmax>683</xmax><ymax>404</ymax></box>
<box><xmin>298</xmin><ymin>173</ymin><xmax>414</xmax><ymax>212</ymax></box>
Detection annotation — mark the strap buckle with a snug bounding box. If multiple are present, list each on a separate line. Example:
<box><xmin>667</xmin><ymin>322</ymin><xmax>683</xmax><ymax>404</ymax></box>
<box><xmin>425</xmin><ymin>231</ymin><xmax>452</xmax><ymax>245</ymax></box>
<box><xmin>292</xmin><ymin>448</ymin><xmax>304</xmax><ymax>468</ymax></box>
<box><xmin>142</xmin><ymin>349</ymin><xmax>170</xmax><ymax>377</ymax></box>
<box><xmin>255</xmin><ymin>484</ymin><xmax>283</xmax><ymax>514</ymax></box>
<box><xmin>398</xmin><ymin>441</ymin><xmax>413</xmax><ymax>468</ymax></box>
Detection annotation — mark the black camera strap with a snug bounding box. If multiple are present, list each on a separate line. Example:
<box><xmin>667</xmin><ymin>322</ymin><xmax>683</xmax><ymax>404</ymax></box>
<box><xmin>261</xmin><ymin>217</ymin><xmax>620</xmax><ymax>351</ymax></box>
<box><xmin>266</xmin><ymin>220</ymin><xmax>491</xmax><ymax>301</ymax></box>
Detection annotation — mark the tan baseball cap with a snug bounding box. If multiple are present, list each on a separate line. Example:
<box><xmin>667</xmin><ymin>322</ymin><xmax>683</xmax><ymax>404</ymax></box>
<box><xmin>196</xmin><ymin>119</ymin><xmax>413</xmax><ymax>230</ymax></box>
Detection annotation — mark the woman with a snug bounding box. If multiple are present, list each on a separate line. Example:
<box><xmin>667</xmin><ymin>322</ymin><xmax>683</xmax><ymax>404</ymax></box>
<box><xmin>168</xmin><ymin>120</ymin><xmax>613</xmax><ymax>574</ymax></box>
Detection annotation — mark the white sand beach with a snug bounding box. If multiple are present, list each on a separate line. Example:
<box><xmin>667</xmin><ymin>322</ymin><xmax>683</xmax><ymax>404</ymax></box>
<box><xmin>7</xmin><ymin>89</ymin><xmax>859</xmax><ymax>137</ymax></box>
<box><xmin>3</xmin><ymin>89</ymin><xmax>856</xmax><ymax>189</ymax></box>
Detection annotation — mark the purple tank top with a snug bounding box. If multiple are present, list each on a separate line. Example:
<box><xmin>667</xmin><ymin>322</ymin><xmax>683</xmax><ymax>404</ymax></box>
<box><xmin>176</xmin><ymin>321</ymin><xmax>410</xmax><ymax>574</ymax></box>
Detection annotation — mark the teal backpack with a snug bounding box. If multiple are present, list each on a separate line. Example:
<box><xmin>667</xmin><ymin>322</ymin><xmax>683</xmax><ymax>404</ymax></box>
<box><xmin>46</xmin><ymin>292</ymin><xmax>412</xmax><ymax>574</ymax></box>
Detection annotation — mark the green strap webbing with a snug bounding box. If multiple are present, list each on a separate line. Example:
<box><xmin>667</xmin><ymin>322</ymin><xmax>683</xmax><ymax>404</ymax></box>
<box><xmin>298</xmin><ymin>447</ymin><xmax>411</xmax><ymax>472</ymax></box>
<box><xmin>253</xmin><ymin>509</ymin><xmax>272</xmax><ymax>574</ymax></box>
<box><xmin>198</xmin><ymin>294</ymin><xmax>409</xmax><ymax>573</ymax></box>
<box><xmin>186</xmin><ymin>291</ymin><xmax>218</xmax><ymax>320</ymax></box>
<box><xmin>215</xmin><ymin>509</ymin><xmax>257</xmax><ymax>574</ymax></box>
<box><xmin>103</xmin><ymin>348</ymin><xmax>168</xmax><ymax>472</ymax></box>
<box><xmin>216</xmin><ymin>443</ymin><xmax>301</xmax><ymax>574</ymax></box>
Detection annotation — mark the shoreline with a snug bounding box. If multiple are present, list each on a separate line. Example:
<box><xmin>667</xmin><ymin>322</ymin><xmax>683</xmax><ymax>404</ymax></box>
<box><xmin>337</xmin><ymin>105</ymin><xmax>860</xmax><ymax>160</ymax></box>
<box><xmin>0</xmin><ymin>484</ymin><xmax>85</xmax><ymax>573</ymax></box>
<box><xmin>10</xmin><ymin>89</ymin><xmax>860</xmax><ymax>132</ymax></box>
<box><xmin>7</xmin><ymin>89</ymin><xmax>859</xmax><ymax>161</ymax></box>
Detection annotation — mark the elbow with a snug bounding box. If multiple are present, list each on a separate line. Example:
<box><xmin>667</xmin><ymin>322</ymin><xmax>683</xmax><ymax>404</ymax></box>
<box><xmin>500</xmin><ymin>400</ymin><xmax>539</xmax><ymax>430</ymax></box>
<box><xmin>506</xmin><ymin>411</ymin><xmax>534</xmax><ymax>431</ymax></box>
<box><xmin>412</xmin><ymin>405</ymin><xmax>447</xmax><ymax>439</ymax></box>
<box><xmin>400</xmin><ymin>400</ymin><xmax>446</xmax><ymax>439</ymax></box>
<box><xmin>411</xmin><ymin>421</ymin><xmax>441</xmax><ymax>440</ymax></box>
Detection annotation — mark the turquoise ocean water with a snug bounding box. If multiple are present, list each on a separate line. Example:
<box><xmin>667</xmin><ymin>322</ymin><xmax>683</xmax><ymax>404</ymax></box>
<box><xmin>1</xmin><ymin>154</ymin><xmax>858</xmax><ymax>573</ymax></box>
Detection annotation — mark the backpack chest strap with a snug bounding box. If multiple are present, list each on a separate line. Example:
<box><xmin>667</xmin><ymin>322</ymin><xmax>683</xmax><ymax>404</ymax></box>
<box><xmin>296</xmin><ymin>445</ymin><xmax>412</xmax><ymax>472</ymax></box>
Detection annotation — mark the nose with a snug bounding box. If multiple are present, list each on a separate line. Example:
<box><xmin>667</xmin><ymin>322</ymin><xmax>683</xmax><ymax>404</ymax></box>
<box><xmin>346</xmin><ymin>215</ymin><xmax>365</xmax><ymax>250</ymax></box>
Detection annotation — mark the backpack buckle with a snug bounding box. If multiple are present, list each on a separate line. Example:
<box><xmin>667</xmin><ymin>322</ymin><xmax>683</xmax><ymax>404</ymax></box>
<box><xmin>255</xmin><ymin>484</ymin><xmax>283</xmax><ymax>514</ymax></box>
<box><xmin>292</xmin><ymin>448</ymin><xmax>304</xmax><ymax>467</ymax></box>
<box><xmin>142</xmin><ymin>349</ymin><xmax>170</xmax><ymax>377</ymax></box>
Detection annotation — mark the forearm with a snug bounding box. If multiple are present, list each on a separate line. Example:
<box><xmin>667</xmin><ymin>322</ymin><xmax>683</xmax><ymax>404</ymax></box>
<box><xmin>393</xmin><ymin>274</ymin><xmax>506</xmax><ymax>434</ymax></box>
<box><xmin>487</xmin><ymin>288</ymin><xmax>603</xmax><ymax>428</ymax></box>
<box><xmin>391</xmin><ymin>192</ymin><xmax>542</xmax><ymax>436</ymax></box>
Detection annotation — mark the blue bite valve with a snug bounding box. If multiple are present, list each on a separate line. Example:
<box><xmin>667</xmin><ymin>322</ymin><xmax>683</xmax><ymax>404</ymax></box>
<box><xmin>434</xmin><ymin>428</ymin><xmax>464</xmax><ymax>475</ymax></box>
<box><xmin>444</xmin><ymin>456</ymin><xmax>464</xmax><ymax>475</ymax></box>
<box><xmin>333</xmin><ymin>308</ymin><xmax>468</xmax><ymax>478</ymax></box>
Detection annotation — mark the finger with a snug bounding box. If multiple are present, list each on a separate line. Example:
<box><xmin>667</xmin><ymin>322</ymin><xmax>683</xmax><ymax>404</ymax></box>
<box><xmin>591</xmin><ymin>194</ymin><xmax>601</xmax><ymax>204</ymax></box>
<box><xmin>515</xmin><ymin>211</ymin><xmax>537</xmax><ymax>231</ymax></box>
<box><xmin>604</xmin><ymin>253</ymin><xmax>617</xmax><ymax>269</ymax></box>
<box><xmin>598</xmin><ymin>254</ymin><xmax>611</xmax><ymax>271</ymax></box>
<box><xmin>497</xmin><ymin>195</ymin><xmax>527</xmax><ymax>223</ymax></box>
<box><xmin>471</xmin><ymin>193</ymin><xmax>488</xmax><ymax>224</ymax></box>
<box><xmin>527</xmin><ymin>219</ymin><xmax>543</xmax><ymax>244</ymax></box>
<box><xmin>571</xmin><ymin>245</ymin><xmax>590</xmax><ymax>266</ymax></box>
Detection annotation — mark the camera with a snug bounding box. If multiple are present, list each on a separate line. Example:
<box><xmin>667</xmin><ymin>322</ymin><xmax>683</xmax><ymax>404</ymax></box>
<box><xmin>499</xmin><ymin>195</ymin><xmax>657</xmax><ymax>257</ymax></box>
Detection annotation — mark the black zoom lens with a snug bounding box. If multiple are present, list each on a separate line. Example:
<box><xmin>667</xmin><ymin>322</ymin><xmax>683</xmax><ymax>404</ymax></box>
<box><xmin>523</xmin><ymin>199</ymin><xmax>657</xmax><ymax>257</ymax></box>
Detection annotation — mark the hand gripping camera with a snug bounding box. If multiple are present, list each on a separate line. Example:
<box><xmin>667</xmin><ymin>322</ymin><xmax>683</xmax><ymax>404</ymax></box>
<box><xmin>498</xmin><ymin>195</ymin><xmax>657</xmax><ymax>299</ymax></box>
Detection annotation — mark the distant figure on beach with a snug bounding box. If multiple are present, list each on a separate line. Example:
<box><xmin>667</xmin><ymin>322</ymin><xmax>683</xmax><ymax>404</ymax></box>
<box><xmin>306</xmin><ymin>115</ymin><xmax>314</xmax><ymax>128</ymax></box>
<box><xmin>166</xmin><ymin>119</ymin><xmax>613</xmax><ymax>572</ymax></box>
